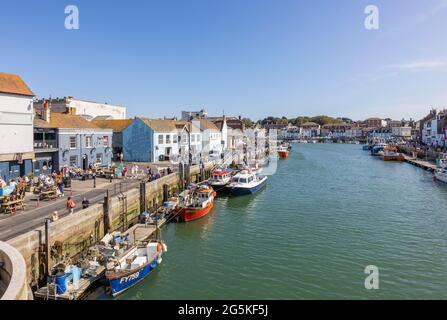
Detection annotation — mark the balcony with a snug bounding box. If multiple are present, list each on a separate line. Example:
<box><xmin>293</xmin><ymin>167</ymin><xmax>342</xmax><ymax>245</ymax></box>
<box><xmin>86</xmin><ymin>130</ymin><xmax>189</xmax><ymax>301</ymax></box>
<box><xmin>34</xmin><ymin>140</ymin><xmax>58</xmax><ymax>153</ymax></box>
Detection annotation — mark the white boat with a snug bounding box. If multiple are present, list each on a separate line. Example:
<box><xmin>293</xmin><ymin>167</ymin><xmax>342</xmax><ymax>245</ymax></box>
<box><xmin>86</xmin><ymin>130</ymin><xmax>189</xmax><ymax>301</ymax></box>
<box><xmin>228</xmin><ymin>171</ymin><xmax>268</xmax><ymax>196</ymax></box>
<box><xmin>434</xmin><ymin>168</ymin><xmax>447</xmax><ymax>184</ymax></box>
<box><xmin>208</xmin><ymin>168</ymin><xmax>234</xmax><ymax>189</ymax></box>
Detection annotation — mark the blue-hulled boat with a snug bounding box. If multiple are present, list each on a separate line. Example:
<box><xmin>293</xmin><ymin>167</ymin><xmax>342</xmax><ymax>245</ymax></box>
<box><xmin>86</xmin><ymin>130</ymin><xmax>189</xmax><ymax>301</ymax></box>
<box><xmin>228</xmin><ymin>171</ymin><xmax>268</xmax><ymax>196</ymax></box>
<box><xmin>105</xmin><ymin>240</ymin><xmax>167</xmax><ymax>296</ymax></box>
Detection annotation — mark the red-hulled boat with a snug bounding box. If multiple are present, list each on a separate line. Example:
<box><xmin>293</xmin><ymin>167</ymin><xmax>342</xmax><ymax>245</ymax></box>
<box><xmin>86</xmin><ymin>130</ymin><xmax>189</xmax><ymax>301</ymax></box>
<box><xmin>177</xmin><ymin>185</ymin><xmax>215</xmax><ymax>222</ymax></box>
<box><xmin>277</xmin><ymin>146</ymin><xmax>289</xmax><ymax>158</ymax></box>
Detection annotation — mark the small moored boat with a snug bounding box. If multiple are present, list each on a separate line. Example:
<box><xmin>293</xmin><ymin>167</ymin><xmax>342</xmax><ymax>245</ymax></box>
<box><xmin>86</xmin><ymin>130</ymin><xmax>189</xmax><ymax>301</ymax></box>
<box><xmin>434</xmin><ymin>168</ymin><xmax>447</xmax><ymax>184</ymax></box>
<box><xmin>177</xmin><ymin>185</ymin><xmax>215</xmax><ymax>222</ymax></box>
<box><xmin>105</xmin><ymin>240</ymin><xmax>167</xmax><ymax>296</ymax></box>
<box><xmin>229</xmin><ymin>171</ymin><xmax>268</xmax><ymax>196</ymax></box>
<box><xmin>381</xmin><ymin>146</ymin><xmax>405</xmax><ymax>161</ymax></box>
<box><xmin>277</xmin><ymin>146</ymin><xmax>289</xmax><ymax>159</ymax></box>
<box><xmin>371</xmin><ymin>143</ymin><xmax>388</xmax><ymax>156</ymax></box>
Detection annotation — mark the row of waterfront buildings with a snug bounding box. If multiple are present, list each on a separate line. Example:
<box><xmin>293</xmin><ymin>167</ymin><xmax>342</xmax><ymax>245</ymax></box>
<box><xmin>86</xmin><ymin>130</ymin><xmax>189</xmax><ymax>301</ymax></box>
<box><xmin>266</xmin><ymin>114</ymin><xmax>447</xmax><ymax>147</ymax></box>
<box><xmin>0</xmin><ymin>72</ymin><xmax>251</xmax><ymax>181</ymax></box>
<box><xmin>2</xmin><ymin>71</ymin><xmax>446</xmax><ymax>181</ymax></box>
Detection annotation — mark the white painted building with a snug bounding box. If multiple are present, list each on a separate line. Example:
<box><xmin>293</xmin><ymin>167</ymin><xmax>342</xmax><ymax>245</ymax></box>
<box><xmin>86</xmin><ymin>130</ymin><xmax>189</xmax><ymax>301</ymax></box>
<box><xmin>300</xmin><ymin>122</ymin><xmax>321</xmax><ymax>139</ymax></box>
<box><xmin>286</xmin><ymin>126</ymin><xmax>300</xmax><ymax>140</ymax></box>
<box><xmin>198</xmin><ymin>119</ymin><xmax>222</xmax><ymax>160</ymax></box>
<box><xmin>391</xmin><ymin>126</ymin><xmax>412</xmax><ymax>139</ymax></box>
<box><xmin>345</xmin><ymin>127</ymin><xmax>363</xmax><ymax>138</ymax></box>
<box><xmin>0</xmin><ymin>72</ymin><xmax>35</xmax><ymax>180</ymax></box>
<box><xmin>34</xmin><ymin>96</ymin><xmax>126</xmax><ymax>120</ymax></box>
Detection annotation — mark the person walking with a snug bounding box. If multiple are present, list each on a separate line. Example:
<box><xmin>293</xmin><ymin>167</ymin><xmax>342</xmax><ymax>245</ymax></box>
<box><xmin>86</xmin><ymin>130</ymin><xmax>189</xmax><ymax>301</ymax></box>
<box><xmin>66</xmin><ymin>197</ymin><xmax>76</xmax><ymax>215</ymax></box>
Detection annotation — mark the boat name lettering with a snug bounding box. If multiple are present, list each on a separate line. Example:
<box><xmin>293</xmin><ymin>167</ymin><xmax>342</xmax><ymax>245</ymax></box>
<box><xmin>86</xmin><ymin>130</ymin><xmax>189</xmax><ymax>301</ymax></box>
<box><xmin>120</xmin><ymin>272</ymin><xmax>140</xmax><ymax>283</ymax></box>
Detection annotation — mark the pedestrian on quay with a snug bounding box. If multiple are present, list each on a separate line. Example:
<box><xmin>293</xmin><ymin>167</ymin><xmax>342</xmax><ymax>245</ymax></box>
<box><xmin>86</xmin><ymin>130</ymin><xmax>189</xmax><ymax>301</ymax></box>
<box><xmin>82</xmin><ymin>196</ymin><xmax>90</xmax><ymax>209</ymax></box>
<box><xmin>57</xmin><ymin>176</ymin><xmax>64</xmax><ymax>197</ymax></box>
<box><xmin>66</xmin><ymin>196</ymin><xmax>76</xmax><ymax>215</ymax></box>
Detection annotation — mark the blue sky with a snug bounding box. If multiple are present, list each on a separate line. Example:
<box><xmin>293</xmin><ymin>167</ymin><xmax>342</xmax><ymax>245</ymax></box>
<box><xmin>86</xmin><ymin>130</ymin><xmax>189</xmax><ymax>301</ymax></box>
<box><xmin>1</xmin><ymin>0</ymin><xmax>447</xmax><ymax>121</ymax></box>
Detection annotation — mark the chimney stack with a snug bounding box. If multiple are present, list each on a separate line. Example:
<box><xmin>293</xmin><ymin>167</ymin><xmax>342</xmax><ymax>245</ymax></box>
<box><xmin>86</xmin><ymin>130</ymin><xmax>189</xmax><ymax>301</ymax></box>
<box><xmin>42</xmin><ymin>100</ymin><xmax>51</xmax><ymax>123</ymax></box>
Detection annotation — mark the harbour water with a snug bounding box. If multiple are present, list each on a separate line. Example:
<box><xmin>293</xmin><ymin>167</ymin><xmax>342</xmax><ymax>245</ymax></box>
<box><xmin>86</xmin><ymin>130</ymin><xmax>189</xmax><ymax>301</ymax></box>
<box><xmin>92</xmin><ymin>143</ymin><xmax>447</xmax><ymax>299</ymax></box>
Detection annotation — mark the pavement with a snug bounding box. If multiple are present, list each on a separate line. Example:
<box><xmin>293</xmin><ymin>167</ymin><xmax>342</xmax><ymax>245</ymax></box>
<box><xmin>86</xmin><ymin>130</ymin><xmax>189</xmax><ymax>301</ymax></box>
<box><xmin>0</xmin><ymin>177</ymin><xmax>142</xmax><ymax>241</ymax></box>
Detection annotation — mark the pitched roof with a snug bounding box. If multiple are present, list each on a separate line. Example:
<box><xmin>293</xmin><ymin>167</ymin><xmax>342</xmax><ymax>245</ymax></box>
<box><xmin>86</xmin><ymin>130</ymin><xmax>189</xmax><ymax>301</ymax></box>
<box><xmin>139</xmin><ymin>118</ymin><xmax>188</xmax><ymax>132</ymax></box>
<box><xmin>196</xmin><ymin>119</ymin><xmax>219</xmax><ymax>132</ymax></box>
<box><xmin>92</xmin><ymin>119</ymin><xmax>134</xmax><ymax>132</ymax></box>
<box><xmin>34</xmin><ymin>112</ymin><xmax>106</xmax><ymax>129</ymax></box>
<box><xmin>0</xmin><ymin>72</ymin><xmax>34</xmax><ymax>96</ymax></box>
<box><xmin>301</xmin><ymin>122</ymin><xmax>320</xmax><ymax>127</ymax></box>
<box><xmin>92</xmin><ymin>115</ymin><xmax>114</xmax><ymax>121</ymax></box>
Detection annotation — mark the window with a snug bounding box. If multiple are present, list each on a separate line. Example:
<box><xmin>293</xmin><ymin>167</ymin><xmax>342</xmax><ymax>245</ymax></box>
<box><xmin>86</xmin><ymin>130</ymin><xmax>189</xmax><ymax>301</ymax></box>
<box><xmin>96</xmin><ymin>153</ymin><xmax>103</xmax><ymax>164</ymax></box>
<box><xmin>166</xmin><ymin>135</ymin><xmax>171</xmax><ymax>144</ymax></box>
<box><xmin>103</xmin><ymin>136</ymin><xmax>109</xmax><ymax>147</ymax></box>
<box><xmin>197</xmin><ymin>134</ymin><xmax>201</xmax><ymax>142</ymax></box>
<box><xmin>158</xmin><ymin>135</ymin><xmax>164</xmax><ymax>144</ymax></box>
<box><xmin>69</xmin><ymin>156</ymin><xmax>77</xmax><ymax>167</ymax></box>
<box><xmin>86</xmin><ymin>136</ymin><xmax>92</xmax><ymax>148</ymax></box>
<box><xmin>69</xmin><ymin>136</ymin><xmax>77</xmax><ymax>148</ymax></box>
<box><xmin>182</xmin><ymin>134</ymin><xmax>187</xmax><ymax>143</ymax></box>
<box><xmin>191</xmin><ymin>135</ymin><xmax>195</xmax><ymax>142</ymax></box>
<box><xmin>173</xmin><ymin>135</ymin><xmax>177</xmax><ymax>143</ymax></box>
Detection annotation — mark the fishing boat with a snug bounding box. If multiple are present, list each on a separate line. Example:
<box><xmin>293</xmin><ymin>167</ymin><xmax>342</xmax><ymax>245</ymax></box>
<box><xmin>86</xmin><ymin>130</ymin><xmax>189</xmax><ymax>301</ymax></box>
<box><xmin>381</xmin><ymin>146</ymin><xmax>405</xmax><ymax>161</ymax></box>
<box><xmin>371</xmin><ymin>143</ymin><xmax>388</xmax><ymax>156</ymax></box>
<box><xmin>277</xmin><ymin>146</ymin><xmax>289</xmax><ymax>158</ymax></box>
<box><xmin>177</xmin><ymin>184</ymin><xmax>215</xmax><ymax>222</ymax></box>
<box><xmin>208</xmin><ymin>168</ymin><xmax>234</xmax><ymax>190</ymax></box>
<box><xmin>105</xmin><ymin>240</ymin><xmax>167</xmax><ymax>296</ymax></box>
<box><xmin>434</xmin><ymin>168</ymin><xmax>447</xmax><ymax>184</ymax></box>
<box><xmin>228</xmin><ymin>171</ymin><xmax>268</xmax><ymax>196</ymax></box>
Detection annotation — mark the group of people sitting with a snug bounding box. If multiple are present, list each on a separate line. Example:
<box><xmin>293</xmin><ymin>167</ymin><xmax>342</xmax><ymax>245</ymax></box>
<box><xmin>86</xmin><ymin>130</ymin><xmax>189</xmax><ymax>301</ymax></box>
<box><xmin>145</xmin><ymin>166</ymin><xmax>172</xmax><ymax>182</ymax></box>
<box><xmin>35</xmin><ymin>172</ymin><xmax>65</xmax><ymax>198</ymax></box>
<box><xmin>0</xmin><ymin>176</ymin><xmax>28</xmax><ymax>202</ymax></box>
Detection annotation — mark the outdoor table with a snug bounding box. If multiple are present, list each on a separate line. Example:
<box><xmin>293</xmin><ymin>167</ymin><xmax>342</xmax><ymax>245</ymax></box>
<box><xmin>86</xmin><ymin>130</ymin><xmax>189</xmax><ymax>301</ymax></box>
<box><xmin>39</xmin><ymin>189</ymin><xmax>57</xmax><ymax>201</ymax></box>
<box><xmin>1</xmin><ymin>199</ymin><xmax>26</xmax><ymax>214</ymax></box>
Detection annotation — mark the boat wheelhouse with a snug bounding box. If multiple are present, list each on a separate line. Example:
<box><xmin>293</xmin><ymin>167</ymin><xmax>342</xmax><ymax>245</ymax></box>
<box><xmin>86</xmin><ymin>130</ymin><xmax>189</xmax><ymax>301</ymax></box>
<box><xmin>371</xmin><ymin>143</ymin><xmax>388</xmax><ymax>156</ymax></box>
<box><xmin>208</xmin><ymin>168</ymin><xmax>234</xmax><ymax>190</ymax></box>
<box><xmin>437</xmin><ymin>153</ymin><xmax>447</xmax><ymax>169</ymax></box>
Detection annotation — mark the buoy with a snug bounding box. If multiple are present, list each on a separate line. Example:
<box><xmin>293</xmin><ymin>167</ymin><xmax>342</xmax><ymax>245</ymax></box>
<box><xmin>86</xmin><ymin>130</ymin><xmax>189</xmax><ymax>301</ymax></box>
<box><xmin>157</xmin><ymin>257</ymin><xmax>162</xmax><ymax>264</ymax></box>
<box><xmin>162</xmin><ymin>242</ymin><xmax>168</xmax><ymax>252</ymax></box>
<box><xmin>157</xmin><ymin>243</ymin><xmax>162</xmax><ymax>252</ymax></box>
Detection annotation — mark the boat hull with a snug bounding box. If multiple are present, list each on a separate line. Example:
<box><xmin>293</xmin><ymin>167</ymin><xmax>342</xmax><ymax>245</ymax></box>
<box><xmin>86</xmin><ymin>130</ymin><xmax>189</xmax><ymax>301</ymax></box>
<box><xmin>382</xmin><ymin>155</ymin><xmax>405</xmax><ymax>161</ymax></box>
<box><xmin>178</xmin><ymin>201</ymin><xmax>213</xmax><ymax>222</ymax></box>
<box><xmin>278</xmin><ymin>151</ymin><xmax>289</xmax><ymax>158</ymax></box>
<box><xmin>231</xmin><ymin>177</ymin><xmax>268</xmax><ymax>196</ymax></box>
<box><xmin>434</xmin><ymin>172</ymin><xmax>447</xmax><ymax>183</ymax></box>
<box><xmin>107</xmin><ymin>254</ymin><xmax>161</xmax><ymax>296</ymax></box>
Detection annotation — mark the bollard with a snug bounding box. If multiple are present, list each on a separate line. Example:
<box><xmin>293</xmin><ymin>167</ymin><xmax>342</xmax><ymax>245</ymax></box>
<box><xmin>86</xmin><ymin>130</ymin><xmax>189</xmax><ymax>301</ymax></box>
<box><xmin>163</xmin><ymin>184</ymin><xmax>169</xmax><ymax>203</ymax></box>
